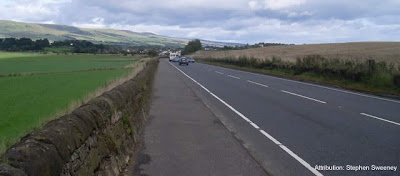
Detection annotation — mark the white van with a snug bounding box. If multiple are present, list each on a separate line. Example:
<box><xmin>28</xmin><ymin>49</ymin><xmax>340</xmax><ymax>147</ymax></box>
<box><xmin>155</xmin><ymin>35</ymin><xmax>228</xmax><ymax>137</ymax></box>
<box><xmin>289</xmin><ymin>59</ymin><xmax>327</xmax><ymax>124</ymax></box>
<box><xmin>169</xmin><ymin>52</ymin><xmax>180</xmax><ymax>61</ymax></box>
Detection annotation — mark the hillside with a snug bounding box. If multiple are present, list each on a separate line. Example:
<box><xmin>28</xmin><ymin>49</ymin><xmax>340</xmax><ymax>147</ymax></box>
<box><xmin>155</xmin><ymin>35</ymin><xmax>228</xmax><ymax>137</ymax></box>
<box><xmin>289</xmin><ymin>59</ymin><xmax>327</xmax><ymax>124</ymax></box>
<box><xmin>0</xmin><ymin>20</ymin><xmax>241</xmax><ymax>47</ymax></box>
<box><xmin>192</xmin><ymin>42</ymin><xmax>400</xmax><ymax>64</ymax></box>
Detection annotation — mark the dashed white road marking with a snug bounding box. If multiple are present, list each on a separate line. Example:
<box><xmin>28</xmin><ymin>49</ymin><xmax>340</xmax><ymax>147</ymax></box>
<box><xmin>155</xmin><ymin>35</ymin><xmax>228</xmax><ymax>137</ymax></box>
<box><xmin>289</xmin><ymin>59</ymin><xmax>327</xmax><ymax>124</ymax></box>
<box><xmin>215</xmin><ymin>71</ymin><xmax>224</xmax><ymax>74</ymax></box>
<box><xmin>247</xmin><ymin>80</ymin><xmax>269</xmax><ymax>88</ymax></box>
<box><xmin>227</xmin><ymin>75</ymin><xmax>240</xmax><ymax>79</ymax></box>
<box><xmin>281</xmin><ymin>90</ymin><xmax>326</xmax><ymax>104</ymax></box>
<box><xmin>168</xmin><ymin>61</ymin><xmax>323</xmax><ymax>176</ymax></box>
<box><xmin>360</xmin><ymin>113</ymin><xmax>400</xmax><ymax>126</ymax></box>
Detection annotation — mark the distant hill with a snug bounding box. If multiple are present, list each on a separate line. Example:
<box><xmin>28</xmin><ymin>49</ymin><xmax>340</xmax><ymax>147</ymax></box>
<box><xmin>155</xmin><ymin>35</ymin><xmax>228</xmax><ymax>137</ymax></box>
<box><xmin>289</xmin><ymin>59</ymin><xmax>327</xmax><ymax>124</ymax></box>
<box><xmin>0</xmin><ymin>20</ymin><xmax>242</xmax><ymax>48</ymax></box>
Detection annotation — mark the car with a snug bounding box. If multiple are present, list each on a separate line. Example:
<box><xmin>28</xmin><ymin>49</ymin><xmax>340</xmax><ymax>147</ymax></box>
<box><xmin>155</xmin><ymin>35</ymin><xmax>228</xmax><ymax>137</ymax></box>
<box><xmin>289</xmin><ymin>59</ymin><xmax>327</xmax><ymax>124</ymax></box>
<box><xmin>179</xmin><ymin>57</ymin><xmax>189</xmax><ymax>65</ymax></box>
<box><xmin>187</xmin><ymin>57</ymin><xmax>195</xmax><ymax>63</ymax></box>
<box><xmin>173</xmin><ymin>57</ymin><xmax>180</xmax><ymax>62</ymax></box>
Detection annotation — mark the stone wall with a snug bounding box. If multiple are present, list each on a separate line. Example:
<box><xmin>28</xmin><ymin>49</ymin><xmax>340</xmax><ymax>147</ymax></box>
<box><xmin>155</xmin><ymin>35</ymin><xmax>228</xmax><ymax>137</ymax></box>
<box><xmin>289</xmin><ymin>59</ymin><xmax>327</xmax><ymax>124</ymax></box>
<box><xmin>0</xmin><ymin>59</ymin><xmax>158</xmax><ymax>176</ymax></box>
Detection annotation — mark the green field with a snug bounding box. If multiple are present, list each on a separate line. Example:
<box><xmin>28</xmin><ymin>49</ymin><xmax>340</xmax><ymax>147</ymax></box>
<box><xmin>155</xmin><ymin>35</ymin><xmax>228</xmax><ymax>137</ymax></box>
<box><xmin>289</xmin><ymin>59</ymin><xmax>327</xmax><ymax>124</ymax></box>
<box><xmin>0</xmin><ymin>52</ymin><xmax>141</xmax><ymax>153</ymax></box>
<box><xmin>44</xmin><ymin>46</ymin><xmax>74</xmax><ymax>53</ymax></box>
<box><xmin>0</xmin><ymin>52</ymin><xmax>42</xmax><ymax>60</ymax></box>
<box><xmin>0</xmin><ymin>53</ymin><xmax>137</xmax><ymax>75</ymax></box>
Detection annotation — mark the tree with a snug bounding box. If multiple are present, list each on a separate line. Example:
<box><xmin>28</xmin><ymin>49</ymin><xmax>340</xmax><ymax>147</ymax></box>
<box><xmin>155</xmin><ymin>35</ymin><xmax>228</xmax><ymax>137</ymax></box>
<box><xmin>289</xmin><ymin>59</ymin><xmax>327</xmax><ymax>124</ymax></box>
<box><xmin>147</xmin><ymin>49</ymin><xmax>158</xmax><ymax>57</ymax></box>
<box><xmin>34</xmin><ymin>38</ymin><xmax>50</xmax><ymax>50</ymax></box>
<box><xmin>182</xmin><ymin>39</ymin><xmax>202</xmax><ymax>55</ymax></box>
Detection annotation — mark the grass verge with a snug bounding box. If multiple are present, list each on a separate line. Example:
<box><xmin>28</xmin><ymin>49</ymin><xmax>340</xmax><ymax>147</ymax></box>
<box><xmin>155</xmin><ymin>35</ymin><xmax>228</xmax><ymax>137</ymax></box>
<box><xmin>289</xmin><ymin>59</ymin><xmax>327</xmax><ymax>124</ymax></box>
<box><xmin>198</xmin><ymin>58</ymin><xmax>400</xmax><ymax>97</ymax></box>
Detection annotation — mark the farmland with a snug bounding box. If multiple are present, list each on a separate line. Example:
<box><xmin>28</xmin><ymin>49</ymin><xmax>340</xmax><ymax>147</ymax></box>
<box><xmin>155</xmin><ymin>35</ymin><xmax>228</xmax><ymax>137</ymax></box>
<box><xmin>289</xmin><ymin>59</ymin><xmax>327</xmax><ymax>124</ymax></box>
<box><xmin>0</xmin><ymin>54</ymin><xmax>136</xmax><ymax>75</ymax></box>
<box><xmin>193</xmin><ymin>42</ymin><xmax>400</xmax><ymax>65</ymax></box>
<box><xmin>0</xmin><ymin>52</ymin><xmax>145</xmax><ymax>153</ymax></box>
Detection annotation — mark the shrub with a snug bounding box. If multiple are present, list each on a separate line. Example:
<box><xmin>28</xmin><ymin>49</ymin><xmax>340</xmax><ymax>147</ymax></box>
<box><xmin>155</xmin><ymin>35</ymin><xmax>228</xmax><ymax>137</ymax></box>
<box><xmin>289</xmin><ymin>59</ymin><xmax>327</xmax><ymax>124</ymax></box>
<box><xmin>393</xmin><ymin>75</ymin><xmax>400</xmax><ymax>87</ymax></box>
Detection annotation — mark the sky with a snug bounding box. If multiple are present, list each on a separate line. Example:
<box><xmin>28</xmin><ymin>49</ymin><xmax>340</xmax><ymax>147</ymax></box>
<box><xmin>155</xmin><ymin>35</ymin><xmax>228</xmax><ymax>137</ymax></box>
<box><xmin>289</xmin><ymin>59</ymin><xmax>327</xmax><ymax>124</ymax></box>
<box><xmin>0</xmin><ymin>0</ymin><xmax>400</xmax><ymax>44</ymax></box>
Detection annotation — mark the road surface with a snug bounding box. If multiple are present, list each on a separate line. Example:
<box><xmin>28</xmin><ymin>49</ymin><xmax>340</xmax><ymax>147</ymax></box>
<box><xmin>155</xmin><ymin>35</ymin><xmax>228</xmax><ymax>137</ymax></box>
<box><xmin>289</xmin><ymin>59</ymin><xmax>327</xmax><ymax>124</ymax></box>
<box><xmin>158</xmin><ymin>59</ymin><xmax>400</xmax><ymax>176</ymax></box>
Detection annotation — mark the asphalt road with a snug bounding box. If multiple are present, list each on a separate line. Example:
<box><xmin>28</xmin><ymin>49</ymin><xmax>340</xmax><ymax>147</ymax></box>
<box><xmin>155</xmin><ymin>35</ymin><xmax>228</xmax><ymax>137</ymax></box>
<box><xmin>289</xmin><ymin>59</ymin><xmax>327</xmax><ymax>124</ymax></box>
<box><xmin>164</xmin><ymin>59</ymin><xmax>400</xmax><ymax>176</ymax></box>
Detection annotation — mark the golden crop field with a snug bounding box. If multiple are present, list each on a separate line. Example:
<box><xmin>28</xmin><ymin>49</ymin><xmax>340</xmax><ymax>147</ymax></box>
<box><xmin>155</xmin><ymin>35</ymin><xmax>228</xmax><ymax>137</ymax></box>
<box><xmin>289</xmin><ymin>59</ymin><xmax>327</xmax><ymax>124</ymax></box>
<box><xmin>192</xmin><ymin>42</ymin><xmax>400</xmax><ymax>64</ymax></box>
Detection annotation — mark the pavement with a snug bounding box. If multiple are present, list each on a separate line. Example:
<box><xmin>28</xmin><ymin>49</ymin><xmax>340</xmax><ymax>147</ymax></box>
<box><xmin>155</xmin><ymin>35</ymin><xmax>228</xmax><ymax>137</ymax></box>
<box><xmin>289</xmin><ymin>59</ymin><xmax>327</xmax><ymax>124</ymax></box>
<box><xmin>133</xmin><ymin>59</ymin><xmax>267</xmax><ymax>176</ymax></box>
<box><xmin>135</xmin><ymin>59</ymin><xmax>400</xmax><ymax>176</ymax></box>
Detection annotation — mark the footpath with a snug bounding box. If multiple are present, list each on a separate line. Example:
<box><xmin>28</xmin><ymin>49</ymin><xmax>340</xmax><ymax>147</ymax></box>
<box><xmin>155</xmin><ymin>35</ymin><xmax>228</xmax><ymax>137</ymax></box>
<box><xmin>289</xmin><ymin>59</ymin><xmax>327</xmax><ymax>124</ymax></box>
<box><xmin>132</xmin><ymin>60</ymin><xmax>267</xmax><ymax>176</ymax></box>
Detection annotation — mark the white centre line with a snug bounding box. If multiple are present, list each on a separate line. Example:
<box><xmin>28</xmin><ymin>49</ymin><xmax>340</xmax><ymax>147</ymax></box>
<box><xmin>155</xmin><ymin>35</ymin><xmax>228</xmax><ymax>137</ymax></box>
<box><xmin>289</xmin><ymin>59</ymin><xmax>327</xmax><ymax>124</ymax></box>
<box><xmin>360</xmin><ymin>113</ymin><xmax>400</xmax><ymax>126</ymax></box>
<box><xmin>281</xmin><ymin>90</ymin><xmax>326</xmax><ymax>104</ymax></box>
<box><xmin>247</xmin><ymin>80</ymin><xmax>269</xmax><ymax>88</ymax></box>
<box><xmin>168</xmin><ymin>61</ymin><xmax>323</xmax><ymax>176</ymax></box>
<box><xmin>227</xmin><ymin>75</ymin><xmax>241</xmax><ymax>79</ymax></box>
<box><xmin>215</xmin><ymin>71</ymin><xmax>224</xmax><ymax>74</ymax></box>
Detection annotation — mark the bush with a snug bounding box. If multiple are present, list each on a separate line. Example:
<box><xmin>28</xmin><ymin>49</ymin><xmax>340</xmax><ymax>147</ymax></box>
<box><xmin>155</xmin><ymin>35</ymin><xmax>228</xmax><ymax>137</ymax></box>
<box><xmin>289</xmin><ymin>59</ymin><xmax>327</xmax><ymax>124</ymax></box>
<box><xmin>394</xmin><ymin>75</ymin><xmax>400</xmax><ymax>87</ymax></box>
<box><xmin>147</xmin><ymin>50</ymin><xmax>158</xmax><ymax>57</ymax></box>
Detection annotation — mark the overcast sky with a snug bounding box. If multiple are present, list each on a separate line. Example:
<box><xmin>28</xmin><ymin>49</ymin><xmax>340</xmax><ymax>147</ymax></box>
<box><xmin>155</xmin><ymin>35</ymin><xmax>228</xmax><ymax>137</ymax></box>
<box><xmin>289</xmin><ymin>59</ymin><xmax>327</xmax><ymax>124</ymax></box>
<box><xmin>1</xmin><ymin>0</ymin><xmax>400</xmax><ymax>44</ymax></box>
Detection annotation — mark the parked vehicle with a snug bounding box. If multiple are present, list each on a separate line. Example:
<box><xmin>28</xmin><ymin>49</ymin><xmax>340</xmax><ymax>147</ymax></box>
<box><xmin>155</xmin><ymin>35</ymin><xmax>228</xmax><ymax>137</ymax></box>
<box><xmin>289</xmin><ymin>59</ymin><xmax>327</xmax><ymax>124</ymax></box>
<box><xmin>187</xmin><ymin>57</ymin><xmax>195</xmax><ymax>63</ymax></box>
<box><xmin>179</xmin><ymin>58</ymin><xmax>189</xmax><ymax>65</ymax></box>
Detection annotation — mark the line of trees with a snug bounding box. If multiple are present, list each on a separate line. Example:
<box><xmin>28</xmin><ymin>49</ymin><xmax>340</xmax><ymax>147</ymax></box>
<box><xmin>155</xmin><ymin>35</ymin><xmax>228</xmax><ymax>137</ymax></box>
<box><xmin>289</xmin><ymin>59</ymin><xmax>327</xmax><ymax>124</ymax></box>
<box><xmin>0</xmin><ymin>38</ymin><xmax>50</xmax><ymax>51</ymax></box>
<box><xmin>0</xmin><ymin>38</ymin><xmax>128</xmax><ymax>54</ymax></box>
<box><xmin>52</xmin><ymin>40</ymin><xmax>108</xmax><ymax>53</ymax></box>
<box><xmin>0</xmin><ymin>37</ymin><xmax>164</xmax><ymax>56</ymax></box>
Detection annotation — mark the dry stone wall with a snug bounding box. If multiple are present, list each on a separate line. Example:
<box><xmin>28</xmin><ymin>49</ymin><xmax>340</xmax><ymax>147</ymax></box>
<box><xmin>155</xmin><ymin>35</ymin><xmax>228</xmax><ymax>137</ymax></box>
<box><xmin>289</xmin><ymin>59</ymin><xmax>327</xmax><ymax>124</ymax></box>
<box><xmin>0</xmin><ymin>59</ymin><xmax>158</xmax><ymax>176</ymax></box>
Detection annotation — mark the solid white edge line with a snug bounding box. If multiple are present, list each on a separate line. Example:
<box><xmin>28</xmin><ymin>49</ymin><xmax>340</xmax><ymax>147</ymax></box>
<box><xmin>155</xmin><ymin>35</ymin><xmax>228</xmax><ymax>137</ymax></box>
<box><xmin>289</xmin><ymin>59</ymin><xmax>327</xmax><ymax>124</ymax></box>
<box><xmin>215</xmin><ymin>71</ymin><xmax>224</xmax><ymax>74</ymax></box>
<box><xmin>247</xmin><ymin>80</ymin><xmax>269</xmax><ymax>88</ymax></box>
<box><xmin>281</xmin><ymin>90</ymin><xmax>326</xmax><ymax>104</ymax></box>
<box><xmin>205</xmin><ymin>64</ymin><xmax>400</xmax><ymax>104</ymax></box>
<box><xmin>250</xmin><ymin>122</ymin><xmax>260</xmax><ymax>129</ymax></box>
<box><xmin>280</xmin><ymin>145</ymin><xmax>323</xmax><ymax>176</ymax></box>
<box><xmin>259</xmin><ymin>130</ymin><xmax>281</xmax><ymax>145</ymax></box>
<box><xmin>360</xmin><ymin>113</ymin><xmax>400</xmax><ymax>126</ymax></box>
<box><xmin>227</xmin><ymin>75</ymin><xmax>241</xmax><ymax>79</ymax></box>
<box><xmin>168</xmin><ymin>61</ymin><xmax>323</xmax><ymax>176</ymax></box>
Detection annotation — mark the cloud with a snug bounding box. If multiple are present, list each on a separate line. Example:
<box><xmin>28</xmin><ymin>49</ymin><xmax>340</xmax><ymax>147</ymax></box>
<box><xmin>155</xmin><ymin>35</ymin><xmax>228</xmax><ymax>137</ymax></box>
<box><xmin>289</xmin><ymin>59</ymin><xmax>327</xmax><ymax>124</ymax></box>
<box><xmin>0</xmin><ymin>0</ymin><xmax>399</xmax><ymax>44</ymax></box>
<box><xmin>249</xmin><ymin>0</ymin><xmax>307</xmax><ymax>10</ymax></box>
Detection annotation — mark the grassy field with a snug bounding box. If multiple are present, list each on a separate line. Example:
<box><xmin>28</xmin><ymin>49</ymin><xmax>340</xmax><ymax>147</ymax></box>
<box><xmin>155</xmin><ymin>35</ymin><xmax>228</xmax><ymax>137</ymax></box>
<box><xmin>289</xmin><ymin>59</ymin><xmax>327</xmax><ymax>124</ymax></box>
<box><xmin>44</xmin><ymin>46</ymin><xmax>74</xmax><ymax>53</ymax></box>
<box><xmin>0</xmin><ymin>52</ymin><xmax>42</xmax><ymax>60</ymax></box>
<box><xmin>0</xmin><ymin>53</ymin><xmax>137</xmax><ymax>75</ymax></box>
<box><xmin>192</xmin><ymin>42</ymin><xmax>400</xmax><ymax>65</ymax></box>
<box><xmin>0</xmin><ymin>52</ymin><xmax>145</xmax><ymax>153</ymax></box>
